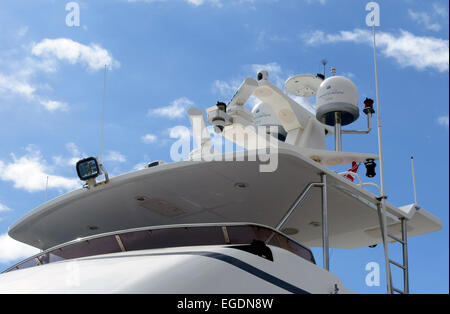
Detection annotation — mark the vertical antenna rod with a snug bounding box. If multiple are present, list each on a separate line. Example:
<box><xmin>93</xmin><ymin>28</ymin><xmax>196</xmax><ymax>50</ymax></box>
<box><xmin>373</xmin><ymin>25</ymin><xmax>385</xmax><ymax>199</ymax></box>
<box><xmin>44</xmin><ymin>176</ymin><xmax>49</xmax><ymax>202</ymax></box>
<box><xmin>321</xmin><ymin>59</ymin><xmax>328</xmax><ymax>77</ymax></box>
<box><xmin>411</xmin><ymin>157</ymin><xmax>418</xmax><ymax>206</ymax></box>
<box><xmin>372</xmin><ymin>22</ymin><xmax>392</xmax><ymax>294</ymax></box>
<box><xmin>100</xmin><ymin>64</ymin><xmax>108</xmax><ymax>163</ymax></box>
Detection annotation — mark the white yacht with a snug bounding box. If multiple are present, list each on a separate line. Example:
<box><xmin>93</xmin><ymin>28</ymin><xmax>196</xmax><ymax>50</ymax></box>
<box><xmin>0</xmin><ymin>68</ymin><xmax>442</xmax><ymax>294</ymax></box>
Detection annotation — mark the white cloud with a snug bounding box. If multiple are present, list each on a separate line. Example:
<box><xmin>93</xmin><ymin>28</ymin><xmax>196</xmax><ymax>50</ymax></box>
<box><xmin>0</xmin><ymin>234</ymin><xmax>39</xmax><ymax>264</ymax></box>
<box><xmin>0</xmin><ymin>147</ymin><xmax>80</xmax><ymax>193</ymax></box>
<box><xmin>104</xmin><ymin>150</ymin><xmax>127</xmax><ymax>163</ymax></box>
<box><xmin>126</xmin><ymin>0</ymin><xmax>288</xmax><ymax>7</ymax></box>
<box><xmin>212</xmin><ymin>79</ymin><xmax>241</xmax><ymax>98</ymax></box>
<box><xmin>0</xmin><ymin>203</ymin><xmax>11</xmax><ymax>213</ymax></box>
<box><xmin>408</xmin><ymin>9</ymin><xmax>441</xmax><ymax>31</ymax></box>
<box><xmin>127</xmin><ymin>0</ymin><xmax>222</xmax><ymax>6</ymax></box>
<box><xmin>17</xmin><ymin>26</ymin><xmax>29</xmax><ymax>37</ymax></box>
<box><xmin>437</xmin><ymin>115</ymin><xmax>449</xmax><ymax>128</ymax></box>
<box><xmin>52</xmin><ymin>142</ymin><xmax>85</xmax><ymax>167</ymax></box>
<box><xmin>66</xmin><ymin>142</ymin><xmax>81</xmax><ymax>157</ymax></box>
<box><xmin>433</xmin><ymin>3</ymin><xmax>448</xmax><ymax>18</ymax></box>
<box><xmin>141</xmin><ymin>133</ymin><xmax>157</xmax><ymax>144</ymax></box>
<box><xmin>0</xmin><ymin>55</ymin><xmax>68</xmax><ymax>112</ymax></box>
<box><xmin>341</xmin><ymin>72</ymin><xmax>356</xmax><ymax>80</ymax></box>
<box><xmin>186</xmin><ymin>0</ymin><xmax>222</xmax><ymax>7</ymax></box>
<box><xmin>304</xmin><ymin>29</ymin><xmax>449</xmax><ymax>72</ymax></box>
<box><xmin>186</xmin><ymin>0</ymin><xmax>203</xmax><ymax>5</ymax></box>
<box><xmin>0</xmin><ymin>203</ymin><xmax>10</xmax><ymax>222</ymax></box>
<box><xmin>0</xmin><ymin>73</ymin><xmax>36</xmax><ymax>99</ymax></box>
<box><xmin>149</xmin><ymin>97</ymin><xmax>194</xmax><ymax>119</ymax></box>
<box><xmin>31</xmin><ymin>38</ymin><xmax>119</xmax><ymax>71</ymax></box>
<box><xmin>250</xmin><ymin>62</ymin><xmax>282</xmax><ymax>75</ymax></box>
<box><xmin>305</xmin><ymin>0</ymin><xmax>326</xmax><ymax>4</ymax></box>
<box><xmin>39</xmin><ymin>100</ymin><xmax>69</xmax><ymax>112</ymax></box>
<box><xmin>127</xmin><ymin>0</ymin><xmax>167</xmax><ymax>2</ymax></box>
<box><xmin>0</xmin><ymin>72</ymin><xmax>67</xmax><ymax>112</ymax></box>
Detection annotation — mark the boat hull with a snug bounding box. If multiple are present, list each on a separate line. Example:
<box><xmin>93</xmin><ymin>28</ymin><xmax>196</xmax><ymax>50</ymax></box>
<box><xmin>0</xmin><ymin>245</ymin><xmax>352</xmax><ymax>294</ymax></box>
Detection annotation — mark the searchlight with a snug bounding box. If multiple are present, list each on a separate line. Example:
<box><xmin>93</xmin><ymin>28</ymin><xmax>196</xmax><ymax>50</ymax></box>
<box><xmin>76</xmin><ymin>157</ymin><xmax>109</xmax><ymax>188</ymax></box>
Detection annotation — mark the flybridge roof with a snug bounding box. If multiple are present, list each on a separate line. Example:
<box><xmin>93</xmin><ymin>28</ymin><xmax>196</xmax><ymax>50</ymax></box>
<box><xmin>9</xmin><ymin>148</ymin><xmax>441</xmax><ymax>250</ymax></box>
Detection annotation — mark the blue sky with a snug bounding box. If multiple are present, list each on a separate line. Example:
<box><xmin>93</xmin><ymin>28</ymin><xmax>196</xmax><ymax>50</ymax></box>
<box><xmin>0</xmin><ymin>0</ymin><xmax>448</xmax><ymax>293</ymax></box>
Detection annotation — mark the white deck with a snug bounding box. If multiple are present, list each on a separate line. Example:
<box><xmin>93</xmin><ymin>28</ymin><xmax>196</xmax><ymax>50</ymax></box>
<box><xmin>9</xmin><ymin>148</ymin><xmax>442</xmax><ymax>250</ymax></box>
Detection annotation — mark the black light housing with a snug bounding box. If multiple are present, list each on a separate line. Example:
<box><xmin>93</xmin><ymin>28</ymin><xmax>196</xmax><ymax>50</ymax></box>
<box><xmin>364</xmin><ymin>159</ymin><xmax>377</xmax><ymax>178</ymax></box>
<box><xmin>363</xmin><ymin>98</ymin><xmax>375</xmax><ymax>115</ymax></box>
<box><xmin>216</xmin><ymin>101</ymin><xmax>227</xmax><ymax>112</ymax></box>
<box><xmin>76</xmin><ymin>157</ymin><xmax>101</xmax><ymax>181</ymax></box>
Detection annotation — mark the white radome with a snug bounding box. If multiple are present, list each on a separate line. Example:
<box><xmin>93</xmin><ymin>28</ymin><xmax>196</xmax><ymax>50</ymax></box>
<box><xmin>252</xmin><ymin>102</ymin><xmax>281</xmax><ymax>127</ymax></box>
<box><xmin>252</xmin><ymin>102</ymin><xmax>287</xmax><ymax>140</ymax></box>
<box><xmin>315</xmin><ymin>76</ymin><xmax>359</xmax><ymax>126</ymax></box>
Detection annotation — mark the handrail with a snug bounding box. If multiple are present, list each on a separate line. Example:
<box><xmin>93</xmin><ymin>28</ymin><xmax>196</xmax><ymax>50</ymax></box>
<box><xmin>271</xmin><ymin>175</ymin><xmax>329</xmax><ymax>271</ymax></box>
<box><xmin>275</xmin><ymin>182</ymin><xmax>324</xmax><ymax>231</ymax></box>
<box><xmin>338</xmin><ymin>171</ymin><xmax>381</xmax><ymax>195</ymax></box>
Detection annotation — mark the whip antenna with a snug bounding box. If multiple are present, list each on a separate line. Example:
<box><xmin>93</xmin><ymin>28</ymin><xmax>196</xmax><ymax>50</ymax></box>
<box><xmin>372</xmin><ymin>23</ymin><xmax>385</xmax><ymax>200</ymax></box>
<box><xmin>372</xmin><ymin>20</ymin><xmax>393</xmax><ymax>294</ymax></box>
<box><xmin>321</xmin><ymin>59</ymin><xmax>327</xmax><ymax>77</ymax></box>
<box><xmin>44</xmin><ymin>176</ymin><xmax>49</xmax><ymax>202</ymax></box>
<box><xmin>100</xmin><ymin>64</ymin><xmax>108</xmax><ymax>163</ymax></box>
<box><xmin>411</xmin><ymin>157</ymin><xmax>418</xmax><ymax>207</ymax></box>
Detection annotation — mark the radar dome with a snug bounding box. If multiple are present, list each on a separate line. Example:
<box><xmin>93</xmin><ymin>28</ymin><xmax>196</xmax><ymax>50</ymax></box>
<box><xmin>252</xmin><ymin>102</ymin><xmax>287</xmax><ymax>142</ymax></box>
<box><xmin>315</xmin><ymin>76</ymin><xmax>359</xmax><ymax>126</ymax></box>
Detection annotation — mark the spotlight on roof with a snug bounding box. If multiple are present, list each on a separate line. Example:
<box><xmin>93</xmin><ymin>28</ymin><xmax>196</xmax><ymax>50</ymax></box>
<box><xmin>76</xmin><ymin>157</ymin><xmax>109</xmax><ymax>188</ymax></box>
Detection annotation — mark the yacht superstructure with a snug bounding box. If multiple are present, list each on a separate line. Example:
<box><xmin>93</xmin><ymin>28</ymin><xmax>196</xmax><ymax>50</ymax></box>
<box><xmin>0</xmin><ymin>67</ymin><xmax>442</xmax><ymax>294</ymax></box>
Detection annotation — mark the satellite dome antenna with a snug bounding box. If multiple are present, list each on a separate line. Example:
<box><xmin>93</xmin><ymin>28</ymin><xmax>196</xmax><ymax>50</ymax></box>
<box><xmin>314</xmin><ymin>66</ymin><xmax>375</xmax><ymax>154</ymax></box>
